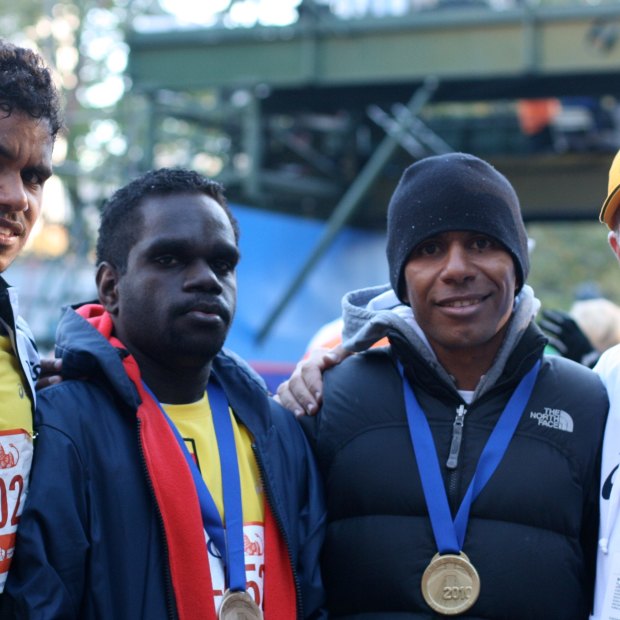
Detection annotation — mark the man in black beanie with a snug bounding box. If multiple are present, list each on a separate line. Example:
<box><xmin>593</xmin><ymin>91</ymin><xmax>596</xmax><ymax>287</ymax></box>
<box><xmin>385</xmin><ymin>152</ymin><xmax>529</xmax><ymax>300</ymax></box>
<box><xmin>278</xmin><ymin>152</ymin><xmax>607</xmax><ymax>619</ymax></box>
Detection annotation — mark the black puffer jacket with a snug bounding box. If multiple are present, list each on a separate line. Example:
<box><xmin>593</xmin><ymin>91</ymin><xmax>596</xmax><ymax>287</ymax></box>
<box><xmin>303</xmin><ymin>286</ymin><xmax>607</xmax><ymax>620</ymax></box>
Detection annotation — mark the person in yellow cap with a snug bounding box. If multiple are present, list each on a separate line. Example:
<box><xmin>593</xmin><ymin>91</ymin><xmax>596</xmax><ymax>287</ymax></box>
<box><xmin>600</xmin><ymin>150</ymin><xmax>620</xmax><ymax>232</ymax></box>
<box><xmin>592</xmin><ymin>149</ymin><xmax>620</xmax><ymax>620</ymax></box>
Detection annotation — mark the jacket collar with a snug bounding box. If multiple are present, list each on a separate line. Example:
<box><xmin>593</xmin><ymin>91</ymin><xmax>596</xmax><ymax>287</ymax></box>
<box><xmin>342</xmin><ymin>284</ymin><xmax>543</xmax><ymax>401</ymax></box>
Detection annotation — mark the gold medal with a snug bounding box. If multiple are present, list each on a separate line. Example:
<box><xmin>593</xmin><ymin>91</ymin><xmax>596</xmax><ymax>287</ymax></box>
<box><xmin>218</xmin><ymin>590</ymin><xmax>263</xmax><ymax>620</ymax></box>
<box><xmin>421</xmin><ymin>552</ymin><xmax>480</xmax><ymax>615</ymax></box>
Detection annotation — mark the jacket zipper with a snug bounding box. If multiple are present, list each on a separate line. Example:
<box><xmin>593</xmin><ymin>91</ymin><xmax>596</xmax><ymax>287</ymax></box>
<box><xmin>446</xmin><ymin>404</ymin><xmax>467</xmax><ymax>470</ymax></box>
<box><xmin>136</xmin><ymin>417</ymin><xmax>178</xmax><ymax>620</ymax></box>
<box><xmin>252</xmin><ymin>443</ymin><xmax>304</xmax><ymax>620</ymax></box>
<box><xmin>446</xmin><ymin>403</ymin><xmax>467</xmax><ymax>512</ymax></box>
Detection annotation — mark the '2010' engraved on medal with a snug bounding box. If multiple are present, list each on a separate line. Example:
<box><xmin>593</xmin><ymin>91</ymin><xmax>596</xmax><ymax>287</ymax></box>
<box><xmin>443</xmin><ymin>585</ymin><xmax>473</xmax><ymax>601</ymax></box>
<box><xmin>421</xmin><ymin>553</ymin><xmax>480</xmax><ymax>616</ymax></box>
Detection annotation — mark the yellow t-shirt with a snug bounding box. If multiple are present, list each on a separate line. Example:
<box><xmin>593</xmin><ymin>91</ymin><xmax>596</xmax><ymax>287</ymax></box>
<box><xmin>0</xmin><ymin>334</ymin><xmax>32</xmax><ymax>435</ymax></box>
<box><xmin>164</xmin><ymin>393</ymin><xmax>264</xmax><ymax>524</ymax></box>
<box><xmin>163</xmin><ymin>393</ymin><xmax>265</xmax><ymax>610</ymax></box>
<box><xmin>0</xmin><ymin>334</ymin><xmax>34</xmax><ymax>590</ymax></box>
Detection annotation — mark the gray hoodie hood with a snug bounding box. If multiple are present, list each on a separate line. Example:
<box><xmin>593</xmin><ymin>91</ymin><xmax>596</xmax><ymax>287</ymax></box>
<box><xmin>340</xmin><ymin>283</ymin><xmax>541</xmax><ymax>401</ymax></box>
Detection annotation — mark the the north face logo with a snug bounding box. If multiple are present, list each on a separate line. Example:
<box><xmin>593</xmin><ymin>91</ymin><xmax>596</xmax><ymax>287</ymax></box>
<box><xmin>529</xmin><ymin>407</ymin><xmax>574</xmax><ymax>432</ymax></box>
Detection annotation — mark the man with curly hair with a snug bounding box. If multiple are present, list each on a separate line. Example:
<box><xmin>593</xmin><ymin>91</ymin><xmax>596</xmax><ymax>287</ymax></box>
<box><xmin>0</xmin><ymin>38</ymin><xmax>63</xmax><ymax>589</ymax></box>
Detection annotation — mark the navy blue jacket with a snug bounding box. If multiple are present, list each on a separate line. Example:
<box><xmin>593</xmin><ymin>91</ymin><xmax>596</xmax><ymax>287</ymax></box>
<box><xmin>3</xmin><ymin>306</ymin><xmax>326</xmax><ymax>619</ymax></box>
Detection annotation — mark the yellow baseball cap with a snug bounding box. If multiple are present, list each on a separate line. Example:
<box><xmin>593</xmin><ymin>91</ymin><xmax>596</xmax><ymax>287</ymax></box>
<box><xmin>600</xmin><ymin>150</ymin><xmax>620</xmax><ymax>229</ymax></box>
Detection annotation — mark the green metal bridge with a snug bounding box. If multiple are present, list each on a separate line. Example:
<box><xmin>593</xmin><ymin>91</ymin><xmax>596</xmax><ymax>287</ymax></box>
<box><xmin>127</xmin><ymin>1</ymin><xmax>620</xmax><ymax>224</ymax></box>
<box><xmin>126</xmin><ymin>1</ymin><xmax>620</xmax><ymax>334</ymax></box>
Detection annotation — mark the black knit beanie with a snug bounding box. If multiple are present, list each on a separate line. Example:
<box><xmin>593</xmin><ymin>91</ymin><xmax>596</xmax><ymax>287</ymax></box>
<box><xmin>386</xmin><ymin>152</ymin><xmax>529</xmax><ymax>302</ymax></box>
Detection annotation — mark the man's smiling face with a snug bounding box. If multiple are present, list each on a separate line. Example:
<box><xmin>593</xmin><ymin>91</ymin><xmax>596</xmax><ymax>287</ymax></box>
<box><xmin>403</xmin><ymin>229</ymin><xmax>517</xmax><ymax>366</ymax></box>
<box><xmin>0</xmin><ymin>110</ymin><xmax>53</xmax><ymax>272</ymax></box>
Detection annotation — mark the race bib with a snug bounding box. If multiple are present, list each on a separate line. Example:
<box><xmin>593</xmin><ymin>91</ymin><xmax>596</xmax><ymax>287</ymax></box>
<box><xmin>0</xmin><ymin>429</ymin><xmax>33</xmax><ymax>590</ymax></box>
<box><xmin>206</xmin><ymin>523</ymin><xmax>265</xmax><ymax>612</ymax></box>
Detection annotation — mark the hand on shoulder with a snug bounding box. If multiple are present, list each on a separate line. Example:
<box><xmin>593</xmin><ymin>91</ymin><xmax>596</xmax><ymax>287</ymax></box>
<box><xmin>36</xmin><ymin>358</ymin><xmax>63</xmax><ymax>390</ymax></box>
<box><xmin>275</xmin><ymin>345</ymin><xmax>351</xmax><ymax>417</ymax></box>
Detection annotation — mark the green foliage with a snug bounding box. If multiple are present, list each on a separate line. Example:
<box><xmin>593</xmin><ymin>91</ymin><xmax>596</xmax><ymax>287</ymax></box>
<box><xmin>527</xmin><ymin>221</ymin><xmax>620</xmax><ymax>311</ymax></box>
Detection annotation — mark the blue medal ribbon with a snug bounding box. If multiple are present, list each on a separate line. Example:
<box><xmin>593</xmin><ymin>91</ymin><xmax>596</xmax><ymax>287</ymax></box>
<box><xmin>143</xmin><ymin>379</ymin><xmax>247</xmax><ymax>592</ymax></box>
<box><xmin>398</xmin><ymin>359</ymin><xmax>540</xmax><ymax>554</ymax></box>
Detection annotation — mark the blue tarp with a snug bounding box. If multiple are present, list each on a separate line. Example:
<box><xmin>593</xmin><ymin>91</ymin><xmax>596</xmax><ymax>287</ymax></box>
<box><xmin>227</xmin><ymin>204</ymin><xmax>389</xmax><ymax>388</ymax></box>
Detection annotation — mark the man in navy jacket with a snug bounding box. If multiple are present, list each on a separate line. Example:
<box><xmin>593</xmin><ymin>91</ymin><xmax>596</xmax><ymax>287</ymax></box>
<box><xmin>4</xmin><ymin>168</ymin><xmax>326</xmax><ymax>619</ymax></box>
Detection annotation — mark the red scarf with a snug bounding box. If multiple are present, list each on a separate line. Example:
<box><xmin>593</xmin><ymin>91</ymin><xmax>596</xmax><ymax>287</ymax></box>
<box><xmin>78</xmin><ymin>304</ymin><xmax>297</xmax><ymax>619</ymax></box>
